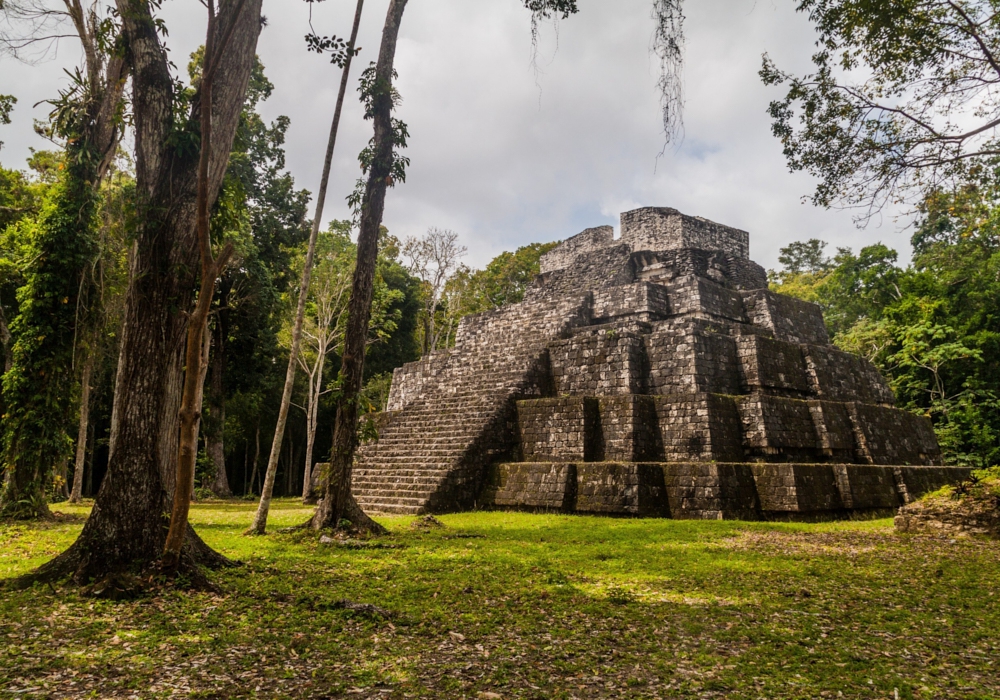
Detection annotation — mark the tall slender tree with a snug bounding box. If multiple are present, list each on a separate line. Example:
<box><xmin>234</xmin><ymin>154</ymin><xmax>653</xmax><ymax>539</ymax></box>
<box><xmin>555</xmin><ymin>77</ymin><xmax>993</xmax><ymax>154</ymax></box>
<box><xmin>311</xmin><ymin>0</ymin><xmax>686</xmax><ymax>531</ymax></box>
<box><xmin>312</xmin><ymin>0</ymin><xmax>409</xmax><ymax>532</ymax></box>
<box><xmin>402</xmin><ymin>227</ymin><xmax>466</xmax><ymax>354</ymax></box>
<box><xmin>248</xmin><ymin>0</ymin><xmax>365</xmax><ymax>535</ymax></box>
<box><xmin>161</xmin><ymin>0</ymin><xmax>247</xmax><ymax>570</ymax></box>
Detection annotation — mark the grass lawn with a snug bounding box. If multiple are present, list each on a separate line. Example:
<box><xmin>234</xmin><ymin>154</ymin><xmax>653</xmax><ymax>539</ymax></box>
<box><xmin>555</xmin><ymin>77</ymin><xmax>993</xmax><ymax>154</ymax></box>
<box><xmin>1</xmin><ymin>500</ymin><xmax>998</xmax><ymax>699</ymax></box>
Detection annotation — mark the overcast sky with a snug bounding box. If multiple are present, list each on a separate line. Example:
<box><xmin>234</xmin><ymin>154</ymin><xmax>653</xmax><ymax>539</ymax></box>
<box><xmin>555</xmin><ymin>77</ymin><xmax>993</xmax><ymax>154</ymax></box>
<box><xmin>0</xmin><ymin>0</ymin><xmax>914</xmax><ymax>270</ymax></box>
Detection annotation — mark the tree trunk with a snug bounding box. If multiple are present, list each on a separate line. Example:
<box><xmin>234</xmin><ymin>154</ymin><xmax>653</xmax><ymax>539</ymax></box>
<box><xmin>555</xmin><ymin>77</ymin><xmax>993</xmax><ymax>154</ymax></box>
<box><xmin>85</xmin><ymin>417</ymin><xmax>96</xmax><ymax>496</ymax></box>
<box><xmin>0</xmin><ymin>306</ymin><xmax>11</xmax><ymax>374</ymax></box>
<box><xmin>312</xmin><ymin>0</ymin><xmax>407</xmax><ymax>534</ymax></box>
<box><xmin>247</xmin><ymin>422</ymin><xmax>261</xmax><ymax>496</ymax></box>
<box><xmin>206</xmin><ymin>316</ymin><xmax>231</xmax><ymax>497</ymax></box>
<box><xmin>69</xmin><ymin>350</ymin><xmax>94</xmax><ymax>503</ymax></box>
<box><xmin>161</xmin><ymin>0</ymin><xmax>245</xmax><ymax>569</ymax></box>
<box><xmin>301</xmin><ymin>342</ymin><xmax>328</xmax><ymax>504</ymax></box>
<box><xmin>248</xmin><ymin>0</ymin><xmax>365</xmax><ymax>535</ymax></box>
<box><xmin>13</xmin><ymin>0</ymin><xmax>262</xmax><ymax>586</ymax></box>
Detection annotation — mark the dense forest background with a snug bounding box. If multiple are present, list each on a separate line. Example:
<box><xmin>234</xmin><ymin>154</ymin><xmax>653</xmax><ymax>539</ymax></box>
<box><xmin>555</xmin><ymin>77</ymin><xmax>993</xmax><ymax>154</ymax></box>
<box><xmin>771</xmin><ymin>190</ymin><xmax>1000</xmax><ymax>471</ymax></box>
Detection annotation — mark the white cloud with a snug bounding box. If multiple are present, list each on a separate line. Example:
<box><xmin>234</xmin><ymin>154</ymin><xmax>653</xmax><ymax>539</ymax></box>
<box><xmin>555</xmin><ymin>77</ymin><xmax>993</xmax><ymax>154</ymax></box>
<box><xmin>0</xmin><ymin>0</ymin><xmax>915</xmax><ymax>270</ymax></box>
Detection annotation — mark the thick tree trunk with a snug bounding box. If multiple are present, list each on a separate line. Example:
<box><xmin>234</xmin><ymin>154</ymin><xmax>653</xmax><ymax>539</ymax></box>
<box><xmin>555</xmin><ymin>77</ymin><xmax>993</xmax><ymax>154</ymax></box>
<box><xmin>69</xmin><ymin>350</ymin><xmax>95</xmax><ymax>503</ymax></box>
<box><xmin>312</xmin><ymin>0</ymin><xmax>407</xmax><ymax>534</ymax></box>
<box><xmin>12</xmin><ymin>0</ymin><xmax>262</xmax><ymax>586</ymax></box>
<box><xmin>248</xmin><ymin>0</ymin><xmax>365</xmax><ymax>534</ymax></box>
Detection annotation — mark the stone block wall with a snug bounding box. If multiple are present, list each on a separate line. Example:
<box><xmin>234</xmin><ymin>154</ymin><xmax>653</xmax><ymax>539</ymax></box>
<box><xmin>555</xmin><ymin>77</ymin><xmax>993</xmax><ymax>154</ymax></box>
<box><xmin>662</xmin><ymin>462</ymin><xmax>760</xmax><ymax>519</ymax></box>
<box><xmin>807</xmin><ymin>400</ymin><xmax>858</xmax><ymax>461</ymax></box>
<box><xmin>594</xmin><ymin>396</ymin><xmax>661</xmax><ymax>462</ymax></box>
<box><xmin>738</xmin><ymin>395</ymin><xmax>820</xmax><ymax>461</ymax></box>
<box><xmin>453</xmin><ymin>294</ymin><xmax>592</xmax><ymax>356</ymax></box>
<box><xmin>832</xmin><ymin>464</ymin><xmax>900</xmax><ymax>510</ymax></box>
<box><xmin>387</xmin><ymin>350</ymin><xmax>452</xmax><ymax>411</ymax></box>
<box><xmin>646</xmin><ymin>321</ymin><xmax>741</xmax><ymax>395</ymax></box>
<box><xmin>655</xmin><ymin>393</ymin><xmax>745</xmax><ymax>462</ymax></box>
<box><xmin>539</xmin><ymin>226</ymin><xmax>615</xmax><ymax>274</ymax></box>
<box><xmin>482</xmin><ymin>462</ymin><xmax>577</xmax><ymax>510</ymax></box>
<box><xmin>727</xmin><ymin>256</ymin><xmax>769</xmax><ymax>290</ymax></box>
<box><xmin>526</xmin><ymin>244</ymin><xmax>635</xmax><ymax>301</ymax></box>
<box><xmin>893</xmin><ymin>466</ymin><xmax>971</xmax><ymax>504</ymax></box>
<box><xmin>847</xmin><ymin>403</ymin><xmax>942</xmax><ymax>465</ymax></box>
<box><xmin>666</xmin><ymin>276</ymin><xmax>747</xmax><ymax>322</ymax></box>
<box><xmin>741</xmin><ymin>289</ymin><xmax>829</xmax><ymax>345</ymax></box>
<box><xmin>751</xmin><ymin>464</ymin><xmax>843</xmax><ymax>513</ymax></box>
<box><xmin>575</xmin><ymin>462</ymin><xmax>668</xmax><ymax>516</ymax></box>
<box><xmin>550</xmin><ymin>328</ymin><xmax>647</xmax><ymax>395</ymax></box>
<box><xmin>481</xmin><ymin>461</ymin><xmax>968</xmax><ymax>518</ymax></box>
<box><xmin>592</xmin><ymin>282</ymin><xmax>670</xmax><ymax>323</ymax></box>
<box><xmin>621</xmin><ymin>207</ymin><xmax>749</xmax><ymax>259</ymax></box>
<box><xmin>804</xmin><ymin>345</ymin><xmax>894</xmax><ymax>405</ymax></box>
<box><xmin>736</xmin><ymin>335</ymin><xmax>812</xmax><ymax>396</ymax></box>
<box><xmin>517</xmin><ymin>397</ymin><xmax>596</xmax><ymax>462</ymax></box>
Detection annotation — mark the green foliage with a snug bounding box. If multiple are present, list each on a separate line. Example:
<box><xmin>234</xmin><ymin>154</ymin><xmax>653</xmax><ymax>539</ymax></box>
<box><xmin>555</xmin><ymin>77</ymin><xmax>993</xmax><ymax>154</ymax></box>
<box><xmin>360</xmin><ymin>372</ymin><xmax>394</xmax><ymax>413</ymax></box>
<box><xmin>0</xmin><ymin>142</ymin><xmax>100</xmax><ymax>518</ymax></box>
<box><xmin>425</xmin><ymin>241</ymin><xmax>560</xmax><ymax>351</ymax></box>
<box><xmin>772</xmin><ymin>186</ymin><xmax>1000</xmax><ymax>468</ymax></box>
<box><xmin>0</xmin><ymin>95</ymin><xmax>13</xmax><ymax>125</ymax></box>
<box><xmin>761</xmin><ymin>0</ymin><xmax>1000</xmax><ymax>214</ymax></box>
<box><xmin>365</xmin><ymin>234</ymin><xmax>421</xmax><ymax>379</ymax></box>
<box><xmin>3</xmin><ymin>502</ymin><xmax>1000</xmax><ymax>697</ymax></box>
<box><xmin>0</xmin><ymin>95</ymin><xmax>14</xmax><ymax>151</ymax></box>
<box><xmin>469</xmin><ymin>241</ymin><xmax>559</xmax><ymax>311</ymax></box>
<box><xmin>346</xmin><ymin>66</ymin><xmax>410</xmax><ymax>221</ymax></box>
<box><xmin>776</xmin><ymin>238</ymin><xmax>831</xmax><ymax>275</ymax></box>
<box><xmin>205</xmin><ymin>56</ymin><xmax>312</xmax><ymax>487</ymax></box>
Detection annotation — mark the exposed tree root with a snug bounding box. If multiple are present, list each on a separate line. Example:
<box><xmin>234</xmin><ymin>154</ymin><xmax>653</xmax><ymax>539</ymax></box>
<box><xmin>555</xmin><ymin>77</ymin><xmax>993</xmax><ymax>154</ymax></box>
<box><xmin>308</xmin><ymin>493</ymin><xmax>388</xmax><ymax>536</ymax></box>
<box><xmin>8</xmin><ymin>522</ymin><xmax>238</xmax><ymax>594</ymax></box>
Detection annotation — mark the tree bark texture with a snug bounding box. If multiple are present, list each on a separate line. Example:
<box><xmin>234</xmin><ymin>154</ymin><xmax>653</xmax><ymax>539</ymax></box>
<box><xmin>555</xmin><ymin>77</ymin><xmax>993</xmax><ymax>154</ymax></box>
<box><xmin>312</xmin><ymin>0</ymin><xmax>407</xmax><ymax>533</ymax></box>
<box><xmin>161</xmin><ymin>0</ymin><xmax>242</xmax><ymax>569</ymax></box>
<box><xmin>69</xmin><ymin>350</ymin><xmax>94</xmax><ymax>503</ymax></box>
<box><xmin>14</xmin><ymin>0</ymin><xmax>261</xmax><ymax>585</ymax></box>
<box><xmin>206</xmin><ymin>317</ymin><xmax>230</xmax><ymax>497</ymax></box>
<box><xmin>248</xmin><ymin>0</ymin><xmax>365</xmax><ymax>534</ymax></box>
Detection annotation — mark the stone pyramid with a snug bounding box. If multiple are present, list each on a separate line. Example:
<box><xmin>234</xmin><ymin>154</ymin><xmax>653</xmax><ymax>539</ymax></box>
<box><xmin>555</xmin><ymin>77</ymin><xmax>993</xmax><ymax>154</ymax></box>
<box><xmin>353</xmin><ymin>207</ymin><xmax>968</xmax><ymax>518</ymax></box>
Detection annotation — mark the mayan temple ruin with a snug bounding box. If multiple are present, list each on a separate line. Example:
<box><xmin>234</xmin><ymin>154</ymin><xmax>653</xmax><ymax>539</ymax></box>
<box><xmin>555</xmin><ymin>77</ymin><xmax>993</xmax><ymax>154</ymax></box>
<box><xmin>353</xmin><ymin>207</ymin><xmax>970</xmax><ymax>519</ymax></box>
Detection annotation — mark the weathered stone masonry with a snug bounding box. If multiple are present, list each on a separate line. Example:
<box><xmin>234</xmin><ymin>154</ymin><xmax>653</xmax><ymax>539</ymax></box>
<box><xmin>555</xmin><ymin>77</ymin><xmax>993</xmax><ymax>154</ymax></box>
<box><xmin>355</xmin><ymin>206</ymin><xmax>969</xmax><ymax>517</ymax></box>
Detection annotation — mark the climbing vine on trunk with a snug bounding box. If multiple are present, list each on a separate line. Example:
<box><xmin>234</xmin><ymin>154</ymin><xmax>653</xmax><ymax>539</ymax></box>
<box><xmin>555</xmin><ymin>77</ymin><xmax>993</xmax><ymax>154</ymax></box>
<box><xmin>0</xmin><ymin>140</ymin><xmax>100</xmax><ymax>519</ymax></box>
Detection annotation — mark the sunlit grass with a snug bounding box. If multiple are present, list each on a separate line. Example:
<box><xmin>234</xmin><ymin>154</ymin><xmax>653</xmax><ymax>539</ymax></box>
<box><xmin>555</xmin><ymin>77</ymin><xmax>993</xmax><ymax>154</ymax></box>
<box><xmin>2</xmin><ymin>500</ymin><xmax>998</xmax><ymax>698</ymax></box>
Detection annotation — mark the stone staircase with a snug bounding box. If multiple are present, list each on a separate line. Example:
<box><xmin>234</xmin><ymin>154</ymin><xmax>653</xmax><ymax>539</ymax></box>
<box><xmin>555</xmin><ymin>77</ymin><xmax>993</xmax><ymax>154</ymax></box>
<box><xmin>353</xmin><ymin>296</ymin><xmax>591</xmax><ymax>514</ymax></box>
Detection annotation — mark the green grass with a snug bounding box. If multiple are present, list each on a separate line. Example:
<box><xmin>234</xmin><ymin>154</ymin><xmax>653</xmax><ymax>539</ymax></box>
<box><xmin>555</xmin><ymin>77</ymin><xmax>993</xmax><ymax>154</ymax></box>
<box><xmin>2</xmin><ymin>501</ymin><xmax>998</xmax><ymax>699</ymax></box>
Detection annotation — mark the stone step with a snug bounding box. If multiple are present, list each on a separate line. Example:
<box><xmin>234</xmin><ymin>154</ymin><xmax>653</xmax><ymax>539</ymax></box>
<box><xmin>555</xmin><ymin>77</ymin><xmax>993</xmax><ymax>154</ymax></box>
<box><xmin>354</xmin><ymin>474</ymin><xmax>447</xmax><ymax>486</ymax></box>
<box><xmin>356</xmin><ymin>453</ymin><xmax>462</xmax><ymax>462</ymax></box>
<box><xmin>355</xmin><ymin>501</ymin><xmax>426</xmax><ymax>515</ymax></box>
<box><xmin>354</xmin><ymin>493</ymin><xmax>434</xmax><ymax>507</ymax></box>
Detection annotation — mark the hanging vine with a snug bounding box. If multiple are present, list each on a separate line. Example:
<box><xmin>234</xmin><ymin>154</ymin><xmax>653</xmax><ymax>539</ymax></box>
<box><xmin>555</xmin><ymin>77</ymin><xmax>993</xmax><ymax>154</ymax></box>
<box><xmin>652</xmin><ymin>0</ymin><xmax>685</xmax><ymax>148</ymax></box>
<box><xmin>524</xmin><ymin>1</ymin><xmax>685</xmax><ymax>150</ymax></box>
